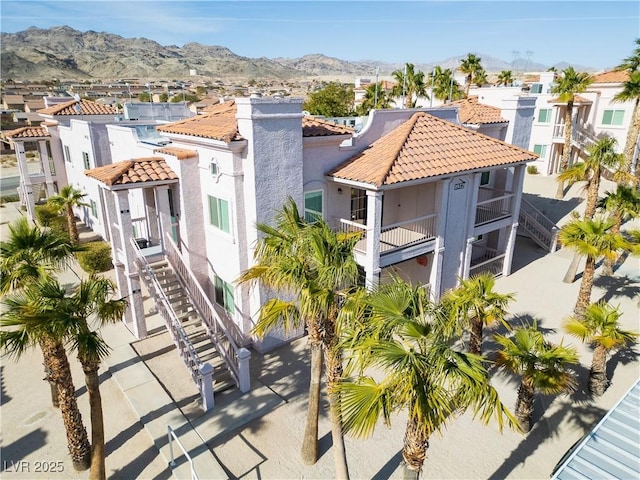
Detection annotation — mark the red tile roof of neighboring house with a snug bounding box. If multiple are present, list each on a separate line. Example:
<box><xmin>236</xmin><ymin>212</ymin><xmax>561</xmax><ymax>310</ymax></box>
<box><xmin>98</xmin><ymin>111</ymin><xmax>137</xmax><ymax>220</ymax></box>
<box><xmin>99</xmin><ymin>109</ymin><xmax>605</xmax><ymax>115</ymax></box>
<box><xmin>547</xmin><ymin>94</ymin><xmax>592</xmax><ymax>105</ymax></box>
<box><xmin>1</xmin><ymin>126</ymin><xmax>49</xmax><ymax>139</ymax></box>
<box><xmin>156</xmin><ymin>100</ymin><xmax>241</xmax><ymax>142</ymax></box>
<box><xmin>156</xmin><ymin>99</ymin><xmax>354</xmax><ymax>141</ymax></box>
<box><xmin>590</xmin><ymin>70</ymin><xmax>629</xmax><ymax>84</ymax></box>
<box><xmin>302</xmin><ymin>117</ymin><xmax>354</xmax><ymax>136</ymax></box>
<box><xmin>38</xmin><ymin>99</ymin><xmax>117</xmax><ymax>116</ymax></box>
<box><xmin>445</xmin><ymin>96</ymin><xmax>506</xmax><ymax>125</ymax></box>
<box><xmin>328</xmin><ymin>112</ymin><xmax>536</xmax><ymax>188</ymax></box>
<box><xmin>153</xmin><ymin>146</ymin><xmax>198</xmax><ymax>160</ymax></box>
<box><xmin>85</xmin><ymin>157</ymin><xmax>178</xmax><ymax>186</ymax></box>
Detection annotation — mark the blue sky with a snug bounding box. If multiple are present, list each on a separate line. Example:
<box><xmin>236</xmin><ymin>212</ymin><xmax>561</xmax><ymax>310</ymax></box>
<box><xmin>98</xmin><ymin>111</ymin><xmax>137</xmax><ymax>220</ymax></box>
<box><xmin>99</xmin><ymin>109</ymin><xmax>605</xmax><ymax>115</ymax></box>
<box><xmin>1</xmin><ymin>1</ymin><xmax>637</xmax><ymax>70</ymax></box>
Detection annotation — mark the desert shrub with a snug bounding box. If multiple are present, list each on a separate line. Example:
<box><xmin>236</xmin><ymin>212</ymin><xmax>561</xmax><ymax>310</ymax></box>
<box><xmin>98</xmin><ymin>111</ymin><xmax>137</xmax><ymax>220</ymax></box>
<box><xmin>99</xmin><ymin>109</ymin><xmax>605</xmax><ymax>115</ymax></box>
<box><xmin>76</xmin><ymin>241</ymin><xmax>113</xmax><ymax>273</ymax></box>
<box><xmin>35</xmin><ymin>203</ymin><xmax>68</xmax><ymax>237</ymax></box>
<box><xmin>527</xmin><ymin>165</ymin><xmax>539</xmax><ymax>174</ymax></box>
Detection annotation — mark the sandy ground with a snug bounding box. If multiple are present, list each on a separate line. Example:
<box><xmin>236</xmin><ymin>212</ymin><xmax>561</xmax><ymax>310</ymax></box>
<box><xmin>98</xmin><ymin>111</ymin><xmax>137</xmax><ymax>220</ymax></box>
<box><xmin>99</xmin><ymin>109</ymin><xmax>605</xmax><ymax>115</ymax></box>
<box><xmin>133</xmin><ymin>173</ymin><xmax>640</xmax><ymax>479</ymax></box>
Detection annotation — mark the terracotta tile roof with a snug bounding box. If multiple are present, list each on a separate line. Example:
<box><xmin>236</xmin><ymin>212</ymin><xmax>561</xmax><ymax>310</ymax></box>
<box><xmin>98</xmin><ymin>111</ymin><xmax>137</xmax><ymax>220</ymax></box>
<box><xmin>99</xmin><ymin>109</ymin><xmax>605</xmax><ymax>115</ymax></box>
<box><xmin>590</xmin><ymin>70</ymin><xmax>629</xmax><ymax>84</ymax></box>
<box><xmin>445</xmin><ymin>96</ymin><xmax>506</xmax><ymax>125</ymax></box>
<box><xmin>85</xmin><ymin>157</ymin><xmax>178</xmax><ymax>186</ymax></box>
<box><xmin>37</xmin><ymin>99</ymin><xmax>117</xmax><ymax>116</ymax></box>
<box><xmin>547</xmin><ymin>94</ymin><xmax>592</xmax><ymax>105</ymax></box>
<box><xmin>3</xmin><ymin>95</ymin><xmax>25</xmax><ymax>104</ymax></box>
<box><xmin>302</xmin><ymin>117</ymin><xmax>354</xmax><ymax>137</ymax></box>
<box><xmin>328</xmin><ymin>112</ymin><xmax>536</xmax><ymax>188</ymax></box>
<box><xmin>153</xmin><ymin>146</ymin><xmax>198</xmax><ymax>160</ymax></box>
<box><xmin>1</xmin><ymin>126</ymin><xmax>49</xmax><ymax>139</ymax></box>
<box><xmin>156</xmin><ymin>100</ymin><xmax>241</xmax><ymax>142</ymax></box>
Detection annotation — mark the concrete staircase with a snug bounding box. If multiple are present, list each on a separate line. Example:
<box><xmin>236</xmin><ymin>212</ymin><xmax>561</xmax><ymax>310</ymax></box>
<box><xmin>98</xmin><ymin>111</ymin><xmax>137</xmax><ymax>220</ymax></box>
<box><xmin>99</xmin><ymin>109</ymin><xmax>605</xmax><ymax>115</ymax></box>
<box><xmin>141</xmin><ymin>259</ymin><xmax>236</xmax><ymax>395</ymax></box>
<box><xmin>518</xmin><ymin>197</ymin><xmax>560</xmax><ymax>252</ymax></box>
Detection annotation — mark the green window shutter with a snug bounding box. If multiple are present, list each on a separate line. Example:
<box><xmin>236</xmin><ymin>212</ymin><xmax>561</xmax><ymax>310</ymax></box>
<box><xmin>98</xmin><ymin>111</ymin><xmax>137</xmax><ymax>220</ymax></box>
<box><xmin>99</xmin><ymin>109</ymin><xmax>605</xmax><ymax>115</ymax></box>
<box><xmin>602</xmin><ymin>110</ymin><xmax>613</xmax><ymax>125</ymax></box>
<box><xmin>224</xmin><ymin>281</ymin><xmax>234</xmax><ymax>313</ymax></box>
<box><xmin>209</xmin><ymin>196</ymin><xmax>219</xmax><ymax>227</ymax></box>
<box><xmin>219</xmin><ymin>198</ymin><xmax>230</xmax><ymax>233</ymax></box>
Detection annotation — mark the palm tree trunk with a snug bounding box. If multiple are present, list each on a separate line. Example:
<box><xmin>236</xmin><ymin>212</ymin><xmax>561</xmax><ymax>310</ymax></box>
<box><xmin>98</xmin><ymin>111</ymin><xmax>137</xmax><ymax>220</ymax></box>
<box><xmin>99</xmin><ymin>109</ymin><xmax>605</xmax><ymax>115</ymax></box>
<box><xmin>469</xmin><ymin>318</ymin><xmax>483</xmax><ymax>356</ymax></box>
<box><xmin>574</xmin><ymin>256</ymin><xmax>596</xmax><ymax>317</ymax></box>
<box><xmin>562</xmin><ymin>253</ymin><xmax>583</xmax><ymax>283</ymax></box>
<box><xmin>38</xmin><ymin>340</ymin><xmax>59</xmax><ymax>407</ymax></box>
<box><xmin>589</xmin><ymin>345</ymin><xmax>609</xmax><ymax>397</ymax></box>
<box><xmin>41</xmin><ymin>337</ymin><xmax>91</xmax><ymax>471</ymax></box>
<box><xmin>556</xmin><ymin>103</ymin><xmax>574</xmax><ymax>199</ymax></box>
<box><xmin>82</xmin><ymin>360</ymin><xmax>106</xmax><ymax>480</ymax></box>
<box><xmin>514</xmin><ymin>379</ymin><xmax>535</xmax><ymax>433</ymax></box>
<box><xmin>67</xmin><ymin>204</ymin><xmax>79</xmax><ymax>244</ymax></box>
<box><xmin>584</xmin><ymin>173</ymin><xmax>600</xmax><ymax>220</ymax></box>
<box><xmin>401</xmin><ymin>417</ymin><xmax>429</xmax><ymax>480</ymax></box>
<box><xmin>300</xmin><ymin>339</ymin><xmax>322</xmax><ymax>465</ymax></box>
<box><xmin>603</xmin><ymin>216</ymin><xmax>622</xmax><ymax>276</ymax></box>
<box><xmin>323</xmin><ymin>316</ymin><xmax>350</xmax><ymax>480</ymax></box>
<box><xmin>622</xmin><ymin>99</ymin><xmax>640</xmax><ymax>178</ymax></box>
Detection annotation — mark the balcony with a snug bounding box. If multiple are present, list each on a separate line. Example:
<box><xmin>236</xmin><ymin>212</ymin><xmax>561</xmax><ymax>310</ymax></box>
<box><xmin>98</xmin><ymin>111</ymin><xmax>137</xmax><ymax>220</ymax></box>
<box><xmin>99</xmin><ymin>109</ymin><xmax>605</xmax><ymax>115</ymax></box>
<box><xmin>475</xmin><ymin>190</ymin><xmax>514</xmax><ymax>227</ymax></box>
<box><xmin>469</xmin><ymin>246</ymin><xmax>505</xmax><ymax>277</ymax></box>
<box><xmin>339</xmin><ymin>213</ymin><xmax>438</xmax><ymax>255</ymax></box>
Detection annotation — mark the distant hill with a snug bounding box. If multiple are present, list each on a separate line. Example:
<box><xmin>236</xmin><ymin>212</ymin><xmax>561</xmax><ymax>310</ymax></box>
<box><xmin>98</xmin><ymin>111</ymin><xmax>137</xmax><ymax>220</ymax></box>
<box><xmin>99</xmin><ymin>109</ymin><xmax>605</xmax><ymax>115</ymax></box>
<box><xmin>0</xmin><ymin>26</ymin><xmax>597</xmax><ymax>82</ymax></box>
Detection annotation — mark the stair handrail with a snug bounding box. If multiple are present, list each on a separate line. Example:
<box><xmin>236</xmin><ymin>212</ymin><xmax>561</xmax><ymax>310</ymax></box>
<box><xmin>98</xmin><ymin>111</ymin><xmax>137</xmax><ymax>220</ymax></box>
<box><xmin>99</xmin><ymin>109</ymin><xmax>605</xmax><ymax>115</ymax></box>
<box><xmin>130</xmin><ymin>239</ymin><xmax>205</xmax><ymax>386</ymax></box>
<box><xmin>168</xmin><ymin>425</ymin><xmax>198</xmax><ymax>480</ymax></box>
<box><xmin>518</xmin><ymin>198</ymin><xmax>560</xmax><ymax>251</ymax></box>
<box><xmin>163</xmin><ymin>234</ymin><xmax>243</xmax><ymax>385</ymax></box>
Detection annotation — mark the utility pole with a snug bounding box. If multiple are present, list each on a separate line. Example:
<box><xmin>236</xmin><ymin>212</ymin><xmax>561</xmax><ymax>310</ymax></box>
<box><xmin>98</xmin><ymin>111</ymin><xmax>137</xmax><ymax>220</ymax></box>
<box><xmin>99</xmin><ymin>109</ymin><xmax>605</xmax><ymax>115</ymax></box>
<box><xmin>374</xmin><ymin>66</ymin><xmax>379</xmax><ymax>109</ymax></box>
<box><xmin>401</xmin><ymin>64</ymin><xmax>407</xmax><ymax>109</ymax></box>
<box><xmin>430</xmin><ymin>66</ymin><xmax>435</xmax><ymax>108</ymax></box>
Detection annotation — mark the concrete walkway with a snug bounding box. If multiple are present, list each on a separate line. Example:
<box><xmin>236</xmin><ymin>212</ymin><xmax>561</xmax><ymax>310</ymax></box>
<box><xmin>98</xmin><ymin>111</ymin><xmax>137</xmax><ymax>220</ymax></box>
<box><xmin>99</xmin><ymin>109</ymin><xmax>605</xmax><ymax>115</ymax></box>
<box><xmin>1</xmin><ymin>172</ymin><xmax>639</xmax><ymax>480</ymax></box>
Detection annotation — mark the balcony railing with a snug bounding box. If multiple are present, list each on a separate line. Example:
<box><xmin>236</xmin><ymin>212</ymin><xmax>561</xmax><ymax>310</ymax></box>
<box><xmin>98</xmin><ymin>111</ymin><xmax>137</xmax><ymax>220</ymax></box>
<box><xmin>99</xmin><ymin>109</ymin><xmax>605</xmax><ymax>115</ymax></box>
<box><xmin>475</xmin><ymin>194</ymin><xmax>513</xmax><ymax>226</ymax></box>
<box><xmin>469</xmin><ymin>246</ymin><xmax>505</xmax><ymax>277</ymax></box>
<box><xmin>339</xmin><ymin>213</ymin><xmax>437</xmax><ymax>254</ymax></box>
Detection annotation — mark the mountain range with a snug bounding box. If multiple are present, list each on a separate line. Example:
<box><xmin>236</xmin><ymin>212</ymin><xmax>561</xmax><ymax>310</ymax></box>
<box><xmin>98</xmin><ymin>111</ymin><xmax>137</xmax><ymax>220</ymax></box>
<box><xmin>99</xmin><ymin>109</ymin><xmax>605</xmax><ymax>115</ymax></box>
<box><xmin>0</xmin><ymin>26</ymin><xmax>596</xmax><ymax>82</ymax></box>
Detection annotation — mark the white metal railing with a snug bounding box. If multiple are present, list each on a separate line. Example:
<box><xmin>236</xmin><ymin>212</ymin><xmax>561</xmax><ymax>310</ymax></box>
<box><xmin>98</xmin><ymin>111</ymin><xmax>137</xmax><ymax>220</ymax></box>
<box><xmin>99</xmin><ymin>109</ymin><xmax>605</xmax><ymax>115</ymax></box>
<box><xmin>380</xmin><ymin>213</ymin><xmax>438</xmax><ymax>250</ymax></box>
<box><xmin>167</xmin><ymin>425</ymin><xmax>198</xmax><ymax>480</ymax></box>
<box><xmin>27</xmin><ymin>160</ymin><xmax>44</xmax><ymax>176</ymax></box>
<box><xmin>164</xmin><ymin>234</ymin><xmax>249</xmax><ymax>391</ymax></box>
<box><xmin>469</xmin><ymin>247</ymin><xmax>505</xmax><ymax>277</ymax></box>
<box><xmin>475</xmin><ymin>194</ymin><xmax>514</xmax><ymax>226</ymax></box>
<box><xmin>131</xmin><ymin>238</ymin><xmax>212</xmax><ymax>406</ymax></box>
<box><xmin>518</xmin><ymin>197</ymin><xmax>560</xmax><ymax>252</ymax></box>
<box><xmin>339</xmin><ymin>219</ymin><xmax>367</xmax><ymax>252</ymax></box>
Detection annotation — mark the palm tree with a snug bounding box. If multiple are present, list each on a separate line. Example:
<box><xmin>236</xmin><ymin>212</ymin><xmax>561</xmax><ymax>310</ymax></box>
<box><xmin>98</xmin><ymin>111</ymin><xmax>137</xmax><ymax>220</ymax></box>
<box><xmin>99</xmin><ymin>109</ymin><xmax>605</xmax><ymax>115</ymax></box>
<box><xmin>51</xmin><ymin>275</ymin><xmax>127</xmax><ymax>480</ymax></box>
<box><xmin>356</xmin><ymin>81</ymin><xmax>392</xmax><ymax>116</ymax></box>
<box><xmin>564</xmin><ymin>302</ymin><xmax>638</xmax><ymax>397</ymax></box>
<box><xmin>47</xmin><ymin>185</ymin><xmax>89</xmax><ymax>244</ymax></box>
<box><xmin>613</xmin><ymin>71</ymin><xmax>640</xmax><ymax>179</ymax></box>
<box><xmin>597</xmin><ymin>185</ymin><xmax>640</xmax><ymax>274</ymax></box>
<box><xmin>442</xmin><ymin>273</ymin><xmax>514</xmax><ymax>355</ymax></box>
<box><xmin>551</xmin><ymin>67</ymin><xmax>593</xmax><ymax>199</ymax></box>
<box><xmin>615</xmin><ymin>37</ymin><xmax>640</xmax><ymax>73</ymax></box>
<box><xmin>558</xmin><ymin>136</ymin><xmax>626</xmax><ymax>220</ymax></box>
<box><xmin>339</xmin><ymin>278</ymin><xmax>519</xmax><ymax>480</ymax></box>
<box><xmin>429</xmin><ymin>66</ymin><xmax>464</xmax><ymax>103</ymax></box>
<box><xmin>460</xmin><ymin>53</ymin><xmax>483</xmax><ymax>96</ymax></box>
<box><xmin>559</xmin><ymin>217</ymin><xmax>627</xmax><ymax>316</ymax></box>
<box><xmin>472</xmin><ymin>68</ymin><xmax>488</xmax><ymax>87</ymax></box>
<box><xmin>497</xmin><ymin>70</ymin><xmax>514</xmax><ymax>87</ymax></box>
<box><xmin>392</xmin><ymin>63</ymin><xmax>428</xmax><ymax>109</ymax></box>
<box><xmin>239</xmin><ymin>198</ymin><xmax>359</xmax><ymax>478</ymax></box>
<box><xmin>494</xmin><ymin>322</ymin><xmax>578</xmax><ymax>432</ymax></box>
<box><xmin>1</xmin><ymin>279</ymin><xmax>92</xmax><ymax>471</ymax></box>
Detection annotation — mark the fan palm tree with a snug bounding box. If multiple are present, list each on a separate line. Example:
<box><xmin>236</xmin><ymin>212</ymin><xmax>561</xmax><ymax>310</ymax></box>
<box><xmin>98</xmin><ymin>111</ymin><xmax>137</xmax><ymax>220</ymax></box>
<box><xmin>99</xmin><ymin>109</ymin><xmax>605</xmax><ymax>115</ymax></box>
<box><xmin>392</xmin><ymin>63</ymin><xmax>428</xmax><ymax>109</ymax></box>
<box><xmin>496</xmin><ymin>70</ymin><xmax>514</xmax><ymax>87</ymax></box>
<box><xmin>460</xmin><ymin>53</ymin><xmax>483</xmax><ymax>96</ymax></box>
<box><xmin>338</xmin><ymin>278</ymin><xmax>519</xmax><ymax>480</ymax></box>
<box><xmin>564</xmin><ymin>302</ymin><xmax>638</xmax><ymax>396</ymax></box>
<box><xmin>442</xmin><ymin>273</ymin><xmax>515</xmax><ymax>355</ymax></box>
<box><xmin>47</xmin><ymin>185</ymin><xmax>89</xmax><ymax>244</ymax></box>
<box><xmin>51</xmin><ymin>275</ymin><xmax>127</xmax><ymax>480</ymax></box>
<box><xmin>472</xmin><ymin>68</ymin><xmax>488</xmax><ymax>87</ymax></box>
<box><xmin>429</xmin><ymin>66</ymin><xmax>464</xmax><ymax>103</ymax></box>
<box><xmin>597</xmin><ymin>185</ymin><xmax>640</xmax><ymax>274</ymax></box>
<box><xmin>494</xmin><ymin>322</ymin><xmax>578</xmax><ymax>432</ymax></box>
<box><xmin>238</xmin><ymin>198</ymin><xmax>359</xmax><ymax>479</ymax></box>
<box><xmin>559</xmin><ymin>217</ymin><xmax>627</xmax><ymax>316</ymax></box>
<box><xmin>356</xmin><ymin>81</ymin><xmax>393</xmax><ymax>116</ymax></box>
<box><xmin>613</xmin><ymin>71</ymin><xmax>640</xmax><ymax>179</ymax></box>
<box><xmin>1</xmin><ymin>279</ymin><xmax>91</xmax><ymax>471</ymax></box>
<box><xmin>615</xmin><ymin>37</ymin><xmax>640</xmax><ymax>73</ymax></box>
<box><xmin>551</xmin><ymin>67</ymin><xmax>593</xmax><ymax>198</ymax></box>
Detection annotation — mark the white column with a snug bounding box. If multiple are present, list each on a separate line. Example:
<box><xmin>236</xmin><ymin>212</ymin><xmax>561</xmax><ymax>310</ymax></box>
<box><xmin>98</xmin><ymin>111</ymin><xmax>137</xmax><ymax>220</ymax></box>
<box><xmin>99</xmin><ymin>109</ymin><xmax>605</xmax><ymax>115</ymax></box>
<box><xmin>115</xmin><ymin>190</ymin><xmax>147</xmax><ymax>339</ymax></box>
<box><xmin>364</xmin><ymin>190</ymin><xmax>383</xmax><ymax>289</ymax></box>
<box><xmin>463</xmin><ymin>237</ymin><xmax>474</xmax><ymax>279</ymax></box>
<box><xmin>38</xmin><ymin>140</ymin><xmax>56</xmax><ymax>197</ymax></box>
<box><xmin>15</xmin><ymin>141</ymin><xmax>36</xmax><ymax>222</ymax></box>
<box><xmin>198</xmin><ymin>363</ymin><xmax>214</xmax><ymax>411</ymax></box>
<box><xmin>502</xmin><ymin>223</ymin><xmax>519</xmax><ymax>277</ymax></box>
<box><xmin>154</xmin><ymin>185</ymin><xmax>172</xmax><ymax>250</ymax></box>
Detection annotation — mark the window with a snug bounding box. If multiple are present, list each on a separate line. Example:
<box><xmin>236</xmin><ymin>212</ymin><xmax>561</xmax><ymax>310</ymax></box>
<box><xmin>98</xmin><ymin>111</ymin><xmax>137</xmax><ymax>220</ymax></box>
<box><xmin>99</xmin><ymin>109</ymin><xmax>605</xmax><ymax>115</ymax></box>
<box><xmin>350</xmin><ymin>188</ymin><xmax>367</xmax><ymax>222</ymax></box>
<box><xmin>82</xmin><ymin>152</ymin><xmax>90</xmax><ymax>170</ymax></box>
<box><xmin>208</xmin><ymin>195</ymin><xmax>230</xmax><ymax>233</ymax></box>
<box><xmin>63</xmin><ymin>145</ymin><xmax>71</xmax><ymax>163</ymax></box>
<box><xmin>530</xmin><ymin>84</ymin><xmax>543</xmax><ymax>94</ymax></box>
<box><xmin>480</xmin><ymin>171</ymin><xmax>490</xmax><ymax>185</ymax></box>
<box><xmin>533</xmin><ymin>144</ymin><xmax>548</xmax><ymax>159</ymax></box>
<box><xmin>537</xmin><ymin>109</ymin><xmax>552</xmax><ymax>123</ymax></box>
<box><xmin>304</xmin><ymin>190</ymin><xmax>323</xmax><ymax>223</ymax></box>
<box><xmin>602</xmin><ymin>110</ymin><xmax>624</xmax><ymax>126</ymax></box>
<box><xmin>90</xmin><ymin>200</ymin><xmax>98</xmax><ymax>218</ymax></box>
<box><xmin>214</xmin><ymin>276</ymin><xmax>234</xmax><ymax>313</ymax></box>
<box><xmin>210</xmin><ymin>162</ymin><xmax>218</xmax><ymax>175</ymax></box>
